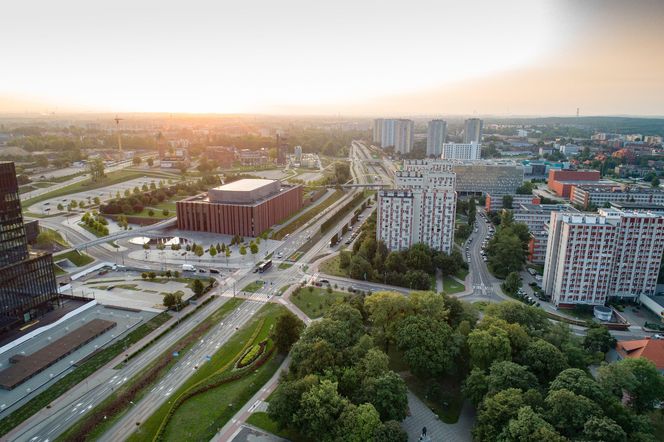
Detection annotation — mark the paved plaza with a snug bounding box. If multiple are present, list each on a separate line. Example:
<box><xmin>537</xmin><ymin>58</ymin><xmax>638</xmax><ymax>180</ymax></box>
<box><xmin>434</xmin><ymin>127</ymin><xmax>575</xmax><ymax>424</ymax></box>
<box><xmin>401</xmin><ymin>391</ymin><xmax>475</xmax><ymax>442</ymax></box>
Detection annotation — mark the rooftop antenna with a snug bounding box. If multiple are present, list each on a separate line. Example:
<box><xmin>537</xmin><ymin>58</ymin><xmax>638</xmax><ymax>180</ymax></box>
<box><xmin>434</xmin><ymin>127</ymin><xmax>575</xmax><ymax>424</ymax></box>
<box><xmin>114</xmin><ymin>115</ymin><xmax>124</xmax><ymax>151</ymax></box>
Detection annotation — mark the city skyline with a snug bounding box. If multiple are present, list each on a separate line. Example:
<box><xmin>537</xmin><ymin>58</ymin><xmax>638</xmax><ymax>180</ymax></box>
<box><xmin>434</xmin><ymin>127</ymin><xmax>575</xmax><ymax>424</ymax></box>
<box><xmin>1</xmin><ymin>0</ymin><xmax>663</xmax><ymax>116</ymax></box>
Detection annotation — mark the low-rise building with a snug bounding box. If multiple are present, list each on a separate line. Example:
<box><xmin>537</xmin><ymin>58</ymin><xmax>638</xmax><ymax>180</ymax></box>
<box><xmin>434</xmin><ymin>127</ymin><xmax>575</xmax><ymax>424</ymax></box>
<box><xmin>547</xmin><ymin>169</ymin><xmax>601</xmax><ymax>198</ymax></box>
<box><xmin>485</xmin><ymin>194</ymin><xmax>540</xmax><ymax>212</ymax></box>
<box><xmin>237</xmin><ymin>149</ymin><xmax>269</xmax><ymax>166</ymax></box>
<box><xmin>613</xmin><ymin>338</ymin><xmax>664</xmax><ymax>374</ymax></box>
<box><xmin>571</xmin><ymin>184</ymin><xmax>664</xmax><ymax>209</ymax></box>
<box><xmin>206</xmin><ymin>146</ymin><xmax>236</xmax><ymax>168</ymax></box>
<box><xmin>176</xmin><ymin>179</ymin><xmax>302</xmax><ymax>237</ymax></box>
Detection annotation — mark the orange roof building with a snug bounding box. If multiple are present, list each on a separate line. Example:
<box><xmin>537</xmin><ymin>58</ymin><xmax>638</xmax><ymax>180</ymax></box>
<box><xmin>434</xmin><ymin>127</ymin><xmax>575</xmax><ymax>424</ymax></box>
<box><xmin>615</xmin><ymin>338</ymin><xmax>664</xmax><ymax>372</ymax></box>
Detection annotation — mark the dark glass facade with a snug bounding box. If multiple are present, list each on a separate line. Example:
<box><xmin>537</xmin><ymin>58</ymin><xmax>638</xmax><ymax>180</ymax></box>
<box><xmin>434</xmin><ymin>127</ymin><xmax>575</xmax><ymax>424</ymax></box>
<box><xmin>0</xmin><ymin>162</ymin><xmax>58</xmax><ymax>331</ymax></box>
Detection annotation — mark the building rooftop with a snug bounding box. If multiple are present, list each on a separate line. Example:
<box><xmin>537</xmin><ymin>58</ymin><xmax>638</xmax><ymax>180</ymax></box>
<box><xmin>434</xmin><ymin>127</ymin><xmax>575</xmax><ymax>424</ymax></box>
<box><xmin>615</xmin><ymin>338</ymin><xmax>664</xmax><ymax>370</ymax></box>
<box><xmin>214</xmin><ymin>178</ymin><xmax>275</xmax><ymax>192</ymax></box>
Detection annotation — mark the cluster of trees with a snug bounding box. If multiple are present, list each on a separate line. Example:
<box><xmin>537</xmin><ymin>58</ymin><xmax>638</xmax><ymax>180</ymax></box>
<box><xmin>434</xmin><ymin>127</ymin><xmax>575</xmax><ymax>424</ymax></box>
<box><xmin>463</xmin><ymin>302</ymin><xmax>663</xmax><ymax>442</ymax></box>
<box><xmin>100</xmin><ymin>178</ymin><xmax>208</xmax><ymax>215</ymax></box>
<box><xmin>268</xmin><ymin>302</ymin><xmax>409</xmax><ymax>441</ymax></box>
<box><xmin>8</xmin><ymin>134</ymin><xmax>84</xmax><ymax>166</ymax></box>
<box><xmin>81</xmin><ymin>211</ymin><xmax>109</xmax><ymax>236</ymax></box>
<box><xmin>286</xmin><ymin>128</ymin><xmax>367</xmax><ymax>157</ymax></box>
<box><xmin>338</xmin><ymin>213</ymin><xmax>467</xmax><ymax>289</ymax></box>
<box><xmin>485</xmin><ymin>211</ymin><xmax>530</xmax><ymax>278</ymax></box>
<box><xmin>516</xmin><ymin>181</ymin><xmax>534</xmax><ymax>195</ymax></box>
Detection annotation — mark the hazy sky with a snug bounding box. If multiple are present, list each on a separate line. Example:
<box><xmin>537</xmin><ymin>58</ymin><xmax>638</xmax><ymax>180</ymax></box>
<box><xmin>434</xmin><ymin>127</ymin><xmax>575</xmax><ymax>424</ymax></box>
<box><xmin>1</xmin><ymin>0</ymin><xmax>662</xmax><ymax>116</ymax></box>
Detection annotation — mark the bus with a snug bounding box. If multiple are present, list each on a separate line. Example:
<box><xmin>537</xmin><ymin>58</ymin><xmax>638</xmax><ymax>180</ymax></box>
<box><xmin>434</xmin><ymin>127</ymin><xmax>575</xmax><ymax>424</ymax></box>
<box><xmin>258</xmin><ymin>259</ymin><xmax>272</xmax><ymax>273</ymax></box>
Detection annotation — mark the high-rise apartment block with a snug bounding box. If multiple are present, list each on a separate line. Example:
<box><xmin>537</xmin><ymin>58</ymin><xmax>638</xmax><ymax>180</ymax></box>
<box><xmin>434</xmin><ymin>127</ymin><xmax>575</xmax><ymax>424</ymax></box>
<box><xmin>394</xmin><ymin>119</ymin><xmax>414</xmax><ymax>154</ymax></box>
<box><xmin>543</xmin><ymin>209</ymin><xmax>664</xmax><ymax>307</ymax></box>
<box><xmin>373</xmin><ymin>118</ymin><xmax>413</xmax><ymax>152</ymax></box>
<box><xmin>441</xmin><ymin>142</ymin><xmax>481</xmax><ymax>160</ymax></box>
<box><xmin>0</xmin><ymin>162</ymin><xmax>58</xmax><ymax>333</ymax></box>
<box><xmin>378</xmin><ymin>161</ymin><xmax>456</xmax><ymax>253</ymax></box>
<box><xmin>464</xmin><ymin>118</ymin><xmax>483</xmax><ymax>143</ymax></box>
<box><xmin>426</xmin><ymin>120</ymin><xmax>447</xmax><ymax>157</ymax></box>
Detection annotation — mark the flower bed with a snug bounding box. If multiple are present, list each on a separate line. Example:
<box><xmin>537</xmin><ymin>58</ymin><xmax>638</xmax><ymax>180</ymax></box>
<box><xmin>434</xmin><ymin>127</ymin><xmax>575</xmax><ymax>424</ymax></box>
<box><xmin>236</xmin><ymin>341</ymin><xmax>266</xmax><ymax>369</ymax></box>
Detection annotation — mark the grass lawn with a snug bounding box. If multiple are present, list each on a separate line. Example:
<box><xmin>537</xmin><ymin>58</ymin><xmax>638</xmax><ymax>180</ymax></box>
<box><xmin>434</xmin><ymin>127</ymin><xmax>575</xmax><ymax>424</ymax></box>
<box><xmin>318</xmin><ymin>255</ymin><xmax>347</xmax><ymax>278</ymax></box>
<box><xmin>53</xmin><ymin>250</ymin><xmax>94</xmax><ymax>267</ymax></box>
<box><xmin>53</xmin><ymin>265</ymin><xmax>67</xmax><ymax>276</ymax></box>
<box><xmin>0</xmin><ymin>312</ymin><xmax>171</xmax><ymax>437</ymax></box>
<box><xmin>113</xmin><ymin>284</ymin><xmax>140</xmax><ymax>291</ymax></box>
<box><xmin>242</xmin><ymin>280</ymin><xmax>265</xmax><ymax>293</ymax></box>
<box><xmin>291</xmin><ymin>287</ymin><xmax>348</xmax><ymax>319</ymax></box>
<box><xmin>277</xmin><ymin>284</ymin><xmax>291</xmax><ymax>296</ymax></box>
<box><xmin>456</xmin><ymin>268</ymin><xmax>469</xmax><ymax>279</ymax></box>
<box><xmin>443</xmin><ymin>276</ymin><xmax>465</xmax><ymax>294</ymax></box>
<box><xmin>473</xmin><ymin>301</ymin><xmax>490</xmax><ymax>312</ymax></box>
<box><xmin>246</xmin><ymin>412</ymin><xmax>305</xmax><ymax>441</ymax></box>
<box><xmin>287</xmin><ymin>251</ymin><xmax>303</xmax><ymax>261</ymax></box>
<box><xmin>128</xmin><ymin>303</ymin><xmax>286</xmax><ymax>442</ymax></box>
<box><xmin>278</xmin><ymin>262</ymin><xmax>292</xmax><ymax>270</ymax></box>
<box><xmin>272</xmin><ymin>189</ymin><xmax>343</xmax><ymax>240</ymax></box>
<box><xmin>79</xmin><ymin>222</ymin><xmax>107</xmax><ymax>238</ymax></box>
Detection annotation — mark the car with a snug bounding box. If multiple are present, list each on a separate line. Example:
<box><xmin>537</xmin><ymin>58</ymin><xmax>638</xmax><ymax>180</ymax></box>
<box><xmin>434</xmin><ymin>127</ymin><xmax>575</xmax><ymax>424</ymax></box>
<box><xmin>277</xmin><ymin>252</ymin><xmax>283</xmax><ymax>258</ymax></box>
<box><xmin>210</xmin><ymin>268</ymin><xmax>220</xmax><ymax>274</ymax></box>
<box><xmin>198</xmin><ymin>268</ymin><xmax>207</xmax><ymax>273</ymax></box>
<box><xmin>319</xmin><ymin>279</ymin><xmax>330</xmax><ymax>284</ymax></box>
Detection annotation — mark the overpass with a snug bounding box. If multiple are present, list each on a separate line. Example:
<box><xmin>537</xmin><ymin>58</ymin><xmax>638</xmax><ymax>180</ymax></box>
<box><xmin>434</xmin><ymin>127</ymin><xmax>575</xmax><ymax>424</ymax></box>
<box><xmin>73</xmin><ymin>218</ymin><xmax>177</xmax><ymax>250</ymax></box>
<box><xmin>328</xmin><ymin>183</ymin><xmax>390</xmax><ymax>189</ymax></box>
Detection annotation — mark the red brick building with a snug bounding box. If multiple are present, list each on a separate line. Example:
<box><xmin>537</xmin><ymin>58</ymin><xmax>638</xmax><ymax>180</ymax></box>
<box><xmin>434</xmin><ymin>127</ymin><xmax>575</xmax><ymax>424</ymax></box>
<box><xmin>176</xmin><ymin>179</ymin><xmax>302</xmax><ymax>237</ymax></box>
<box><xmin>547</xmin><ymin>169</ymin><xmax>600</xmax><ymax>197</ymax></box>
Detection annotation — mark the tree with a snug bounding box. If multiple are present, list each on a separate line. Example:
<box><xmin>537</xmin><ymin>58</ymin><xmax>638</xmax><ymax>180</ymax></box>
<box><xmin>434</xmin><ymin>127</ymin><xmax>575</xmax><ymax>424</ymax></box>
<box><xmin>520</xmin><ymin>339</ymin><xmax>568</xmax><ymax>383</ymax></box>
<box><xmin>192</xmin><ymin>279</ymin><xmax>205</xmax><ymax>298</ymax></box>
<box><xmin>195</xmin><ymin>245</ymin><xmax>204</xmax><ymax>259</ymax></box>
<box><xmin>365</xmin><ymin>292</ymin><xmax>412</xmax><ymax>352</ymax></box>
<box><xmin>272</xmin><ymin>311</ymin><xmax>305</xmax><ymax>354</ymax></box>
<box><xmin>502</xmin><ymin>194</ymin><xmax>513</xmax><ymax>209</ymax></box>
<box><xmin>132</xmin><ymin>156</ymin><xmax>141</xmax><ymax>166</ymax></box>
<box><xmin>57</xmin><ymin>203</ymin><xmax>64</xmax><ymax>211</ymax></box>
<box><xmin>294</xmin><ymin>380</ymin><xmax>348</xmax><ymax>439</ymax></box>
<box><xmin>268</xmin><ymin>375</ymin><xmax>319</xmax><ymax>430</ymax></box>
<box><xmin>549</xmin><ymin>368</ymin><xmax>606</xmax><ymax>404</ymax></box>
<box><xmin>598</xmin><ymin>357</ymin><xmax>664</xmax><ymax>413</ymax></box>
<box><xmin>88</xmin><ymin>158</ymin><xmax>105</xmax><ymax>182</ymax></box>
<box><xmin>348</xmin><ymin>255</ymin><xmax>372</xmax><ymax>280</ymax></box>
<box><xmin>239</xmin><ymin>244</ymin><xmax>247</xmax><ymax>258</ymax></box>
<box><xmin>250</xmin><ymin>242</ymin><xmax>258</xmax><ymax>259</ymax></box>
<box><xmin>474</xmin><ymin>388</ymin><xmax>528</xmax><ymax>442</ymax></box>
<box><xmin>334</xmin><ymin>402</ymin><xmax>382</xmax><ymax>442</ymax></box>
<box><xmin>148</xmin><ymin>271</ymin><xmax>156</xmax><ymax>280</ymax></box>
<box><xmin>487</xmin><ymin>361</ymin><xmax>539</xmax><ymax>396</ymax></box>
<box><xmin>362</xmin><ymin>371</ymin><xmax>408</xmax><ymax>422</ymax></box>
<box><xmin>582</xmin><ymin>416</ymin><xmax>627</xmax><ymax>442</ymax></box>
<box><xmin>652</xmin><ymin>176</ymin><xmax>660</xmax><ymax>188</ymax></box>
<box><xmin>544</xmin><ymin>388</ymin><xmax>603</xmax><ymax>438</ymax></box>
<box><xmin>372</xmin><ymin>420</ymin><xmax>407</xmax><ymax>442</ymax></box>
<box><xmin>468</xmin><ymin>198</ymin><xmax>477</xmax><ymax>225</ymax></box>
<box><xmin>467</xmin><ymin>327</ymin><xmax>512</xmax><ymax>370</ymax></box>
<box><xmin>209</xmin><ymin>246</ymin><xmax>217</xmax><ymax>257</ymax></box>
<box><xmin>583</xmin><ymin>324</ymin><xmax>616</xmax><ymax>353</ymax></box>
<box><xmin>501</xmin><ymin>271</ymin><xmax>521</xmax><ymax>295</ymax></box>
<box><xmin>487</xmin><ymin>230</ymin><xmax>525</xmax><ymax>278</ymax></box>
<box><xmin>163</xmin><ymin>292</ymin><xmax>183</xmax><ymax>310</ymax></box>
<box><xmin>395</xmin><ymin>315</ymin><xmax>458</xmax><ymax>378</ymax></box>
<box><xmin>147</xmin><ymin>157</ymin><xmax>154</xmax><ymax>167</ymax></box>
<box><xmin>497</xmin><ymin>406</ymin><xmax>565</xmax><ymax>442</ymax></box>
<box><xmin>463</xmin><ymin>368</ymin><xmax>489</xmax><ymax>406</ymax></box>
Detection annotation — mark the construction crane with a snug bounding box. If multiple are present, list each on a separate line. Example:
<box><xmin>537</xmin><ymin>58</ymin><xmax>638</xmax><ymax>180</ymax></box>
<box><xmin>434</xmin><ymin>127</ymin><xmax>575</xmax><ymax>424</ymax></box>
<box><xmin>114</xmin><ymin>116</ymin><xmax>124</xmax><ymax>152</ymax></box>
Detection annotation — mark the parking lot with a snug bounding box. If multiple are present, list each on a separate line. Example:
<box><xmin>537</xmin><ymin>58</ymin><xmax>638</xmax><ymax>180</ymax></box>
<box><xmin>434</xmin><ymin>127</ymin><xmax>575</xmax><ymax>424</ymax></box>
<box><xmin>0</xmin><ymin>304</ymin><xmax>154</xmax><ymax>416</ymax></box>
<box><xmin>30</xmin><ymin>176</ymin><xmax>172</xmax><ymax>214</ymax></box>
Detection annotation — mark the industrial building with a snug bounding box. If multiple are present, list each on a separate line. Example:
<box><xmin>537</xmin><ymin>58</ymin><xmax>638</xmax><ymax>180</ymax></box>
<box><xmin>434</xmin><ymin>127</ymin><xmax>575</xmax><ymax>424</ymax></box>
<box><xmin>176</xmin><ymin>178</ymin><xmax>302</xmax><ymax>237</ymax></box>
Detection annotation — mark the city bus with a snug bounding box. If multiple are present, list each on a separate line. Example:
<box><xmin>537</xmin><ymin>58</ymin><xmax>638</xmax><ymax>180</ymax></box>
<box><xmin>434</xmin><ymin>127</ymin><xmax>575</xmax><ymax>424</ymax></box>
<box><xmin>258</xmin><ymin>259</ymin><xmax>273</xmax><ymax>273</ymax></box>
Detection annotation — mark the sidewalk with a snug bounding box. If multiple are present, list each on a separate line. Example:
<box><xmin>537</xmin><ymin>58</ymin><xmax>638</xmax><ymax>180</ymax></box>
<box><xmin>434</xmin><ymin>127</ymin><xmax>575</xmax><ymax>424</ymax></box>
<box><xmin>401</xmin><ymin>391</ymin><xmax>475</xmax><ymax>442</ymax></box>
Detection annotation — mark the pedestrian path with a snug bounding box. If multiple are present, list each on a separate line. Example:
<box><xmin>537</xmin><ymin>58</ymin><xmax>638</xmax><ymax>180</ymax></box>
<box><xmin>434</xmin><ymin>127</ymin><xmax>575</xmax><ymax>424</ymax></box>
<box><xmin>401</xmin><ymin>391</ymin><xmax>475</xmax><ymax>442</ymax></box>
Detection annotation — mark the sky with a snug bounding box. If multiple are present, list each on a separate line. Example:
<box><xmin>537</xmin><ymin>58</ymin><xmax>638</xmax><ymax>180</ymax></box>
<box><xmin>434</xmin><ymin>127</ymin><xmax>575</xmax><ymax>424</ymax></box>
<box><xmin>0</xmin><ymin>0</ymin><xmax>663</xmax><ymax>116</ymax></box>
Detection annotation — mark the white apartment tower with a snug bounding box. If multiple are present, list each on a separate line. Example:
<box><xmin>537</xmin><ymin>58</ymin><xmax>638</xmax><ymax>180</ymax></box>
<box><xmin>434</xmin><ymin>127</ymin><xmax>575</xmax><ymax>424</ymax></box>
<box><xmin>426</xmin><ymin>120</ymin><xmax>447</xmax><ymax>157</ymax></box>
<box><xmin>380</xmin><ymin>119</ymin><xmax>396</xmax><ymax>148</ymax></box>
<box><xmin>394</xmin><ymin>119</ymin><xmax>414</xmax><ymax>154</ymax></box>
<box><xmin>372</xmin><ymin>119</ymin><xmax>384</xmax><ymax>144</ymax></box>
<box><xmin>441</xmin><ymin>142</ymin><xmax>481</xmax><ymax>160</ymax></box>
<box><xmin>543</xmin><ymin>209</ymin><xmax>664</xmax><ymax>307</ymax></box>
<box><xmin>464</xmin><ymin>118</ymin><xmax>483</xmax><ymax>144</ymax></box>
<box><xmin>378</xmin><ymin>161</ymin><xmax>457</xmax><ymax>253</ymax></box>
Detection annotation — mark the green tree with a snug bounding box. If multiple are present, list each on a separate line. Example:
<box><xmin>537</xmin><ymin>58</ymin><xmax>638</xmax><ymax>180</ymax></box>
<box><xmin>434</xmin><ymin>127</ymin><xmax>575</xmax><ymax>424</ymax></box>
<box><xmin>520</xmin><ymin>339</ymin><xmax>568</xmax><ymax>383</ymax></box>
<box><xmin>294</xmin><ymin>380</ymin><xmax>348</xmax><ymax>439</ymax></box>
<box><xmin>549</xmin><ymin>368</ymin><xmax>606</xmax><ymax>404</ymax></box>
<box><xmin>502</xmin><ymin>194</ymin><xmax>513</xmax><ymax>209</ymax></box>
<box><xmin>239</xmin><ymin>244</ymin><xmax>247</xmax><ymax>258</ymax></box>
<box><xmin>365</xmin><ymin>292</ymin><xmax>412</xmax><ymax>352</ymax></box>
<box><xmin>361</xmin><ymin>371</ymin><xmax>408</xmax><ymax>422</ymax></box>
<box><xmin>497</xmin><ymin>406</ymin><xmax>565</xmax><ymax>442</ymax></box>
<box><xmin>272</xmin><ymin>311</ymin><xmax>305</xmax><ymax>354</ymax></box>
<box><xmin>372</xmin><ymin>420</ymin><xmax>407</xmax><ymax>442</ymax></box>
<box><xmin>487</xmin><ymin>361</ymin><xmax>539</xmax><ymax>396</ymax></box>
<box><xmin>582</xmin><ymin>416</ymin><xmax>627</xmax><ymax>442</ymax></box>
<box><xmin>209</xmin><ymin>246</ymin><xmax>217</xmax><ymax>257</ymax></box>
<box><xmin>334</xmin><ymin>402</ymin><xmax>381</xmax><ymax>442</ymax></box>
<box><xmin>395</xmin><ymin>315</ymin><xmax>458</xmax><ymax>378</ymax></box>
<box><xmin>598</xmin><ymin>357</ymin><xmax>664</xmax><ymax>413</ymax></box>
<box><xmin>88</xmin><ymin>158</ymin><xmax>105</xmax><ymax>182</ymax></box>
<box><xmin>147</xmin><ymin>157</ymin><xmax>154</xmax><ymax>167</ymax></box>
<box><xmin>467</xmin><ymin>327</ymin><xmax>512</xmax><ymax>370</ymax></box>
<box><xmin>583</xmin><ymin>324</ymin><xmax>617</xmax><ymax>353</ymax></box>
<box><xmin>652</xmin><ymin>176</ymin><xmax>660</xmax><ymax>187</ymax></box>
<box><xmin>544</xmin><ymin>388</ymin><xmax>603</xmax><ymax>438</ymax></box>
<box><xmin>468</xmin><ymin>198</ymin><xmax>477</xmax><ymax>225</ymax></box>
<box><xmin>348</xmin><ymin>255</ymin><xmax>372</xmax><ymax>280</ymax></box>
<box><xmin>463</xmin><ymin>368</ymin><xmax>489</xmax><ymax>406</ymax></box>
<box><xmin>192</xmin><ymin>278</ymin><xmax>205</xmax><ymax>297</ymax></box>
<box><xmin>501</xmin><ymin>271</ymin><xmax>521</xmax><ymax>295</ymax></box>
<box><xmin>250</xmin><ymin>242</ymin><xmax>258</xmax><ymax>258</ymax></box>
<box><xmin>474</xmin><ymin>388</ymin><xmax>528</xmax><ymax>442</ymax></box>
<box><xmin>163</xmin><ymin>292</ymin><xmax>183</xmax><ymax>310</ymax></box>
<box><xmin>132</xmin><ymin>156</ymin><xmax>141</xmax><ymax>165</ymax></box>
<box><xmin>268</xmin><ymin>375</ymin><xmax>319</xmax><ymax>430</ymax></box>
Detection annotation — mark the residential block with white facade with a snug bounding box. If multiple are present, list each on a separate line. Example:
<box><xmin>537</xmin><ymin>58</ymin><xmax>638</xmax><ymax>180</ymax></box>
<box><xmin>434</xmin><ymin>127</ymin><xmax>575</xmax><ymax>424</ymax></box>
<box><xmin>543</xmin><ymin>209</ymin><xmax>664</xmax><ymax>307</ymax></box>
<box><xmin>378</xmin><ymin>162</ymin><xmax>456</xmax><ymax>253</ymax></box>
<box><xmin>441</xmin><ymin>142</ymin><xmax>481</xmax><ymax>160</ymax></box>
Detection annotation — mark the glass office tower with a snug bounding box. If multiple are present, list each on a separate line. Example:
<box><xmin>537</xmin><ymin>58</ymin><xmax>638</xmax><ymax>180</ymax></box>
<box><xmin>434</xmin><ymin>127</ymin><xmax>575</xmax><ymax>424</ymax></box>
<box><xmin>0</xmin><ymin>162</ymin><xmax>58</xmax><ymax>332</ymax></box>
